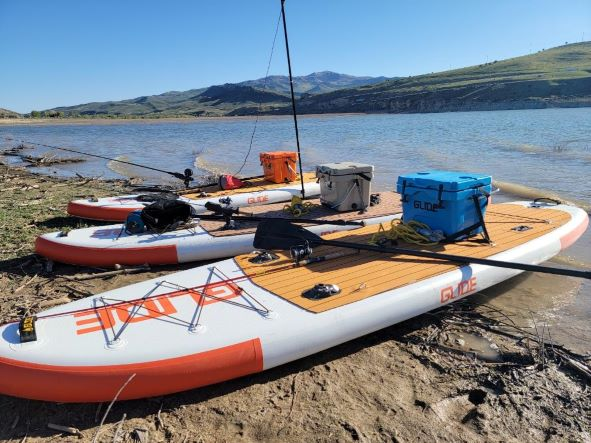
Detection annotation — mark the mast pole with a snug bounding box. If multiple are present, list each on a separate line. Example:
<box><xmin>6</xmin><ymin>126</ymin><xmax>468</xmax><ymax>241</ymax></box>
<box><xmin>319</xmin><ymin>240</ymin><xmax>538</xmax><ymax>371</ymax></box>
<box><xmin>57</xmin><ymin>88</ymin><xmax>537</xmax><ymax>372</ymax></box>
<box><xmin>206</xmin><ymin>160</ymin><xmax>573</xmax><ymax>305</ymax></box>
<box><xmin>280</xmin><ymin>0</ymin><xmax>306</xmax><ymax>198</ymax></box>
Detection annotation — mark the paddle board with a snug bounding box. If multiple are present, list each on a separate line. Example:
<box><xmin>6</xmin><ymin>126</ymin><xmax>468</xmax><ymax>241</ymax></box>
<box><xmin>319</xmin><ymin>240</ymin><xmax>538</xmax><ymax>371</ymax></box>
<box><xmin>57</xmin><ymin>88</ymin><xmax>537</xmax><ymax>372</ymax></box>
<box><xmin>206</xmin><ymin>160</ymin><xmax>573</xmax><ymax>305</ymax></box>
<box><xmin>67</xmin><ymin>173</ymin><xmax>320</xmax><ymax>222</ymax></box>
<box><xmin>1</xmin><ymin>201</ymin><xmax>587</xmax><ymax>402</ymax></box>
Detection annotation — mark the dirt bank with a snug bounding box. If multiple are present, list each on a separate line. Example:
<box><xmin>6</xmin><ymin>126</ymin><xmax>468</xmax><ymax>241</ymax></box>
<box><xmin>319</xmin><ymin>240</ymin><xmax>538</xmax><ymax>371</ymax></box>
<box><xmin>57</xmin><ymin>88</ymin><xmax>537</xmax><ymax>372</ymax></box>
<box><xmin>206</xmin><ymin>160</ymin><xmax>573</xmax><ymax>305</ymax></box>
<box><xmin>0</xmin><ymin>164</ymin><xmax>589</xmax><ymax>442</ymax></box>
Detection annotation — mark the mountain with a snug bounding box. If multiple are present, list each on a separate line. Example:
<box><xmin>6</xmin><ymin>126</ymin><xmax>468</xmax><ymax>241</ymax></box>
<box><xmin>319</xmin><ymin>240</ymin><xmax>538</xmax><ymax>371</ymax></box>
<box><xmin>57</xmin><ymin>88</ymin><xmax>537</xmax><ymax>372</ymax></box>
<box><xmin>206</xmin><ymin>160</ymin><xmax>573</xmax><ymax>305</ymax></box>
<box><xmin>294</xmin><ymin>42</ymin><xmax>591</xmax><ymax>114</ymax></box>
<box><xmin>47</xmin><ymin>72</ymin><xmax>388</xmax><ymax>117</ymax></box>
<box><xmin>239</xmin><ymin>71</ymin><xmax>389</xmax><ymax>95</ymax></box>
<box><xmin>0</xmin><ymin>108</ymin><xmax>21</xmax><ymax>119</ymax></box>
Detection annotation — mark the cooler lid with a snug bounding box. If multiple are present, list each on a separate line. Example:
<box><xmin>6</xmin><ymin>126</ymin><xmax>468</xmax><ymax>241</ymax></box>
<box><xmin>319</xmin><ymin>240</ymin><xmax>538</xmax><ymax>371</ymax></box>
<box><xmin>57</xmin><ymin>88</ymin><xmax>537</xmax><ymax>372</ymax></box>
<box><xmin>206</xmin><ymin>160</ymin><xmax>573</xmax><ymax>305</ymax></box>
<box><xmin>260</xmin><ymin>151</ymin><xmax>298</xmax><ymax>159</ymax></box>
<box><xmin>397</xmin><ymin>170</ymin><xmax>492</xmax><ymax>191</ymax></box>
<box><xmin>316</xmin><ymin>162</ymin><xmax>374</xmax><ymax>176</ymax></box>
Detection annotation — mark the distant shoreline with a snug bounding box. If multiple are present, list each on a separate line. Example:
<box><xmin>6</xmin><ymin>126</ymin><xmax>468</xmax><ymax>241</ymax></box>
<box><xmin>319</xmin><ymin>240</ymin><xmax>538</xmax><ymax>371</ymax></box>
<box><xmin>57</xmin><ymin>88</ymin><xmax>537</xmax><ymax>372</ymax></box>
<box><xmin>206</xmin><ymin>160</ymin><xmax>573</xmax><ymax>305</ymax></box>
<box><xmin>3</xmin><ymin>104</ymin><xmax>591</xmax><ymax>126</ymax></box>
<box><xmin>0</xmin><ymin>113</ymin><xmax>369</xmax><ymax>126</ymax></box>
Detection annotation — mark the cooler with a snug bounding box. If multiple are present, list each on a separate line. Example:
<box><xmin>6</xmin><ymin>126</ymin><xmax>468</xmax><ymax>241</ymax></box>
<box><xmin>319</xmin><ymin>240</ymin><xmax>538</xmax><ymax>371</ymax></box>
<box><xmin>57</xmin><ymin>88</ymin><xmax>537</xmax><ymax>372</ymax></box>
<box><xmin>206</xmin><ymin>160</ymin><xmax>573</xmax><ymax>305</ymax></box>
<box><xmin>316</xmin><ymin>162</ymin><xmax>374</xmax><ymax>211</ymax></box>
<box><xmin>396</xmin><ymin>170</ymin><xmax>492</xmax><ymax>237</ymax></box>
<box><xmin>260</xmin><ymin>151</ymin><xmax>298</xmax><ymax>183</ymax></box>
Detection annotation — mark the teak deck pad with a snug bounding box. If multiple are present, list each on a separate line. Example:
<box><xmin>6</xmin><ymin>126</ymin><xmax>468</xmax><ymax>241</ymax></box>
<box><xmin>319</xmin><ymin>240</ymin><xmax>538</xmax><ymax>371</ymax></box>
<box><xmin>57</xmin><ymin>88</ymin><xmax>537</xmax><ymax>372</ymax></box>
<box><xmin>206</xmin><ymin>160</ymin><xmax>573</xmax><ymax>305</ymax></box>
<box><xmin>181</xmin><ymin>172</ymin><xmax>316</xmax><ymax>200</ymax></box>
<box><xmin>199</xmin><ymin>191</ymin><xmax>402</xmax><ymax>237</ymax></box>
<box><xmin>236</xmin><ymin>204</ymin><xmax>571</xmax><ymax>313</ymax></box>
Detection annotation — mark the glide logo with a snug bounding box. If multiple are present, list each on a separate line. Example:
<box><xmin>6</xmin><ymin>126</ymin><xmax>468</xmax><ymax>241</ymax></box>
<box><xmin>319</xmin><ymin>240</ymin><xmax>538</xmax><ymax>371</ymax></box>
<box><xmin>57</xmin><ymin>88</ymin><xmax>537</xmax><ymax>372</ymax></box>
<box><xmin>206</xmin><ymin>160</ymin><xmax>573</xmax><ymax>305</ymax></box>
<box><xmin>73</xmin><ymin>282</ymin><xmax>241</xmax><ymax>335</ymax></box>
<box><xmin>440</xmin><ymin>277</ymin><xmax>477</xmax><ymax>303</ymax></box>
<box><xmin>413</xmin><ymin>200</ymin><xmax>441</xmax><ymax>212</ymax></box>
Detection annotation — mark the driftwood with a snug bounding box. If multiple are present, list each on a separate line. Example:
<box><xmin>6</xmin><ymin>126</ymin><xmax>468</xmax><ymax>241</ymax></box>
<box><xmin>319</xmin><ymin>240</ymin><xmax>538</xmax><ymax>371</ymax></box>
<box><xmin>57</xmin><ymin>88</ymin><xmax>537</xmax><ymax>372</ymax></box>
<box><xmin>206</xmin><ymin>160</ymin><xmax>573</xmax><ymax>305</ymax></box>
<box><xmin>14</xmin><ymin>274</ymin><xmax>38</xmax><ymax>294</ymax></box>
<box><xmin>38</xmin><ymin>296</ymin><xmax>71</xmax><ymax>309</ymax></box>
<box><xmin>92</xmin><ymin>373</ymin><xmax>137</xmax><ymax>443</ymax></box>
<box><xmin>63</xmin><ymin>265</ymin><xmax>150</xmax><ymax>281</ymax></box>
<box><xmin>47</xmin><ymin>423</ymin><xmax>81</xmax><ymax>436</ymax></box>
<box><xmin>112</xmin><ymin>413</ymin><xmax>127</xmax><ymax>443</ymax></box>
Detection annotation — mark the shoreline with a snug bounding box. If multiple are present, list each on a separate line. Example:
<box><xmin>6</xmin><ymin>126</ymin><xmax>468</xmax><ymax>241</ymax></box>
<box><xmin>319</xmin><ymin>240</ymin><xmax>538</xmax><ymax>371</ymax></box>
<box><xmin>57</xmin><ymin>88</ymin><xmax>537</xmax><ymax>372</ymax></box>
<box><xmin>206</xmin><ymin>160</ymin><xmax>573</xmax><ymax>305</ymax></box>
<box><xmin>0</xmin><ymin>113</ymin><xmax>369</xmax><ymax>126</ymax></box>
<box><xmin>2</xmin><ymin>105</ymin><xmax>590</xmax><ymax>126</ymax></box>
<box><xmin>0</xmin><ymin>163</ymin><xmax>589</xmax><ymax>442</ymax></box>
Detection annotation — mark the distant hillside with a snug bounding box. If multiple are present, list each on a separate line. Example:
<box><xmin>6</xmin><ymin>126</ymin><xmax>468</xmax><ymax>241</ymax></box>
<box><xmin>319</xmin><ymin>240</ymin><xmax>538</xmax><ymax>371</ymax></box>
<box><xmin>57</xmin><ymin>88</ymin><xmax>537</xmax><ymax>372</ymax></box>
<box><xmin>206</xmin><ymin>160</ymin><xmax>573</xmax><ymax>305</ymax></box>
<box><xmin>43</xmin><ymin>43</ymin><xmax>591</xmax><ymax>118</ymax></box>
<box><xmin>47</xmin><ymin>72</ymin><xmax>386</xmax><ymax>117</ymax></box>
<box><xmin>295</xmin><ymin>42</ymin><xmax>591</xmax><ymax>114</ymax></box>
<box><xmin>0</xmin><ymin>108</ymin><xmax>21</xmax><ymax>119</ymax></box>
<box><xmin>239</xmin><ymin>71</ymin><xmax>389</xmax><ymax>95</ymax></box>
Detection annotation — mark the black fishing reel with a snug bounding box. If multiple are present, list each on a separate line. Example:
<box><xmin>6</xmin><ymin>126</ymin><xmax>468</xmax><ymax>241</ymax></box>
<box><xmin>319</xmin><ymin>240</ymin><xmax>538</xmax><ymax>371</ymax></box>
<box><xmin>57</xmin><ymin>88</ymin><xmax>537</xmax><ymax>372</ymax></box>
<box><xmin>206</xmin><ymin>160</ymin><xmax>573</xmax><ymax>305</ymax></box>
<box><xmin>173</xmin><ymin>168</ymin><xmax>194</xmax><ymax>188</ymax></box>
<box><xmin>183</xmin><ymin>169</ymin><xmax>193</xmax><ymax>188</ymax></box>
<box><xmin>204</xmin><ymin>201</ymin><xmax>240</xmax><ymax>230</ymax></box>
<box><xmin>290</xmin><ymin>243</ymin><xmax>313</xmax><ymax>264</ymax></box>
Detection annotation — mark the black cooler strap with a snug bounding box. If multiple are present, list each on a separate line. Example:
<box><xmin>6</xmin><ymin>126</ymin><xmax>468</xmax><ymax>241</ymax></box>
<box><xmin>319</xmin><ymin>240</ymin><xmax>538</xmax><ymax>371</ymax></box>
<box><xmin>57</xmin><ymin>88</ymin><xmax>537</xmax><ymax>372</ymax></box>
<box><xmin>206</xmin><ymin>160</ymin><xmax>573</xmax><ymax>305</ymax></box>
<box><xmin>444</xmin><ymin>194</ymin><xmax>491</xmax><ymax>244</ymax></box>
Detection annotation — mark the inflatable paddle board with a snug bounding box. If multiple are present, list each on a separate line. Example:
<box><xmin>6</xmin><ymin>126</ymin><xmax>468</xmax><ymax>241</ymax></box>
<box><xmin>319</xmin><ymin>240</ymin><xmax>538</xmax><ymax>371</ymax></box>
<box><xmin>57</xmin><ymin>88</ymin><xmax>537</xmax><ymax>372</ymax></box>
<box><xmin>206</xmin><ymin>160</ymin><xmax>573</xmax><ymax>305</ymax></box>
<box><xmin>1</xmin><ymin>201</ymin><xmax>587</xmax><ymax>402</ymax></box>
<box><xmin>36</xmin><ymin>193</ymin><xmax>402</xmax><ymax>267</ymax></box>
<box><xmin>67</xmin><ymin>173</ymin><xmax>320</xmax><ymax>222</ymax></box>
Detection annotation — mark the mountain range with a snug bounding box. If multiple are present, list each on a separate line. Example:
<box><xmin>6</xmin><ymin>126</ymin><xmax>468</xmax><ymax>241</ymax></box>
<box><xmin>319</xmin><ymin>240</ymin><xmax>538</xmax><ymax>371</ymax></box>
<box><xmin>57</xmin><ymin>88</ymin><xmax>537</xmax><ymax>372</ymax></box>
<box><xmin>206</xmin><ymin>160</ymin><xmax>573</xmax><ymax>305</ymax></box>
<box><xmin>46</xmin><ymin>72</ymin><xmax>390</xmax><ymax>118</ymax></box>
<box><xmin>4</xmin><ymin>42</ymin><xmax>590</xmax><ymax>119</ymax></box>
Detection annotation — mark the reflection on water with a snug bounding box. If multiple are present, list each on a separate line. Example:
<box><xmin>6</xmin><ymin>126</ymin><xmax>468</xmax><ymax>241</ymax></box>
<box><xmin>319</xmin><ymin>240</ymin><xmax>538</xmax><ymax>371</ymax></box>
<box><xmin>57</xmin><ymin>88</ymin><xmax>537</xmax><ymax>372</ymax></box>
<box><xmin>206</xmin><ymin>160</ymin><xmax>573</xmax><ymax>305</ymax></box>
<box><xmin>1</xmin><ymin>107</ymin><xmax>590</xmax><ymax>352</ymax></box>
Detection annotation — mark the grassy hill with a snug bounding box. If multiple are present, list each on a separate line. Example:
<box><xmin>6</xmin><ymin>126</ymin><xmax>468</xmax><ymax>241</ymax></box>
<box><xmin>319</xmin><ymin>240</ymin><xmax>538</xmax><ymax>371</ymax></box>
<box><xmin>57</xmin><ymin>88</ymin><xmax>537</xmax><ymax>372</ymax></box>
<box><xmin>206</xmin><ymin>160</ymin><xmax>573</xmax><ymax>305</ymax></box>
<box><xmin>295</xmin><ymin>42</ymin><xmax>591</xmax><ymax>114</ymax></box>
<box><xmin>47</xmin><ymin>72</ymin><xmax>386</xmax><ymax>117</ymax></box>
<box><xmin>0</xmin><ymin>108</ymin><xmax>21</xmax><ymax>119</ymax></box>
<box><xmin>42</xmin><ymin>43</ymin><xmax>591</xmax><ymax>118</ymax></box>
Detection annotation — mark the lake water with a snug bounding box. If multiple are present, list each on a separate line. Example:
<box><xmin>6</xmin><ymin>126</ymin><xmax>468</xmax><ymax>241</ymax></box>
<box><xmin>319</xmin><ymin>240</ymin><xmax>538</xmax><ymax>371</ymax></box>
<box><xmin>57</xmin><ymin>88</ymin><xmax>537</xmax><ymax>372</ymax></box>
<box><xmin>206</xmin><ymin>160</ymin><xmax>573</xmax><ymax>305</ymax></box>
<box><xmin>1</xmin><ymin>107</ymin><xmax>590</xmax><ymax>353</ymax></box>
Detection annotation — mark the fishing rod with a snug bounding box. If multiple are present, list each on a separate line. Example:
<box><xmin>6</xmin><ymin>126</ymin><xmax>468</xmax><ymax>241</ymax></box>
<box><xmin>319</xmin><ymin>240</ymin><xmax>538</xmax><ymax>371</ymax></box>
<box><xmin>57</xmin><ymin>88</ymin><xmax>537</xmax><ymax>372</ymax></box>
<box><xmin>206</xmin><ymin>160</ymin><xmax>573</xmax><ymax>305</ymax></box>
<box><xmin>280</xmin><ymin>0</ymin><xmax>306</xmax><ymax>199</ymax></box>
<box><xmin>254</xmin><ymin>219</ymin><xmax>591</xmax><ymax>280</ymax></box>
<box><xmin>4</xmin><ymin>137</ymin><xmax>195</xmax><ymax>187</ymax></box>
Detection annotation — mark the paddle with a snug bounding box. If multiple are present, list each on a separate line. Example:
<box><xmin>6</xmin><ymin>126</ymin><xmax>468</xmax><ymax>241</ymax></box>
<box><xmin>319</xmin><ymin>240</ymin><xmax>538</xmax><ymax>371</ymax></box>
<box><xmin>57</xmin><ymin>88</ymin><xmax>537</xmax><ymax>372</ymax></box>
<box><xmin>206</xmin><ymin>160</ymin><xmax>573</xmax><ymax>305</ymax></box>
<box><xmin>196</xmin><ymin>212</ymin><xmax>364</xmax><ymax>227</ymax></box>
<box><xmin>253</xmin><ymin>219</ymin><xmax>591</xmax><ymax>280</ymax></box>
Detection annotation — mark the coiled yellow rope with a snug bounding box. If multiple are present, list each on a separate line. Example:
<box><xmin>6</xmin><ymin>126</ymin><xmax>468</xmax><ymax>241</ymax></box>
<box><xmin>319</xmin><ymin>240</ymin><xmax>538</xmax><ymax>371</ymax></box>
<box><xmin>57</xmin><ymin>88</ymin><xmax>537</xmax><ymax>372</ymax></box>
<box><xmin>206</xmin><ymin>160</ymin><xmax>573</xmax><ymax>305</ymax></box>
<box><xmin>283</xmin><ymin>196</ymin><xmax>316</xmax><ymax>217</ymax></box>
<box><xmin>369</xmin><ymin>219</ymin><xmax>439</xmax><ymax>246</ymax></box>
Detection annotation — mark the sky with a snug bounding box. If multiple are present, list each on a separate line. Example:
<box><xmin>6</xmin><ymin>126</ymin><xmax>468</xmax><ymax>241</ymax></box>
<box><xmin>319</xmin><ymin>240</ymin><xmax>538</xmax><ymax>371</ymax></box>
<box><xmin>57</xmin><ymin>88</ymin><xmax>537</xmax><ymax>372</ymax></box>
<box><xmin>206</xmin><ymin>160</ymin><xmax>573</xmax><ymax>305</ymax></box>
<box><xmin>1</xmin><ymin>0</ymin><xmax>590</xmax><ymax>113</ymax></box>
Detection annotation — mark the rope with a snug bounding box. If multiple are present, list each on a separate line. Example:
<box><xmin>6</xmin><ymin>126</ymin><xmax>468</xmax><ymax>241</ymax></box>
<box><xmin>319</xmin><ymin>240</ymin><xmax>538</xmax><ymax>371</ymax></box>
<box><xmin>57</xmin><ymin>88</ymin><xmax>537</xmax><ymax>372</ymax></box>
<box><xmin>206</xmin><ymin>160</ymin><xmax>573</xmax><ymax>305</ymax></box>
<box><xmin>370</xmin><ymin>219</ymin><xmax>440</xmax><ymax>246</ymax></box>
<box><xmin>234</xmin><ymin>9</ymin><xmax>282</xmax><ymax>176</ymax></box>
<box><xmin>283</xmin><ymin>195</ymin><xmax>316</xmax><ymax>217</ymax></box>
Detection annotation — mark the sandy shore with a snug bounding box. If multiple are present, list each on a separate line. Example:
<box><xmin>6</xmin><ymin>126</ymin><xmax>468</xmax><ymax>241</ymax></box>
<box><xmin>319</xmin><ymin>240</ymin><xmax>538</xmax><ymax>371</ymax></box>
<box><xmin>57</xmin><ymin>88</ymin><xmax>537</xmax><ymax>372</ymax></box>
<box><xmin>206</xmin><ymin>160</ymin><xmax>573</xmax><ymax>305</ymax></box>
<box><xmin>0</xmin><ymin>163</ymin><xmax>589</xmax><ymax>442</ymax></box>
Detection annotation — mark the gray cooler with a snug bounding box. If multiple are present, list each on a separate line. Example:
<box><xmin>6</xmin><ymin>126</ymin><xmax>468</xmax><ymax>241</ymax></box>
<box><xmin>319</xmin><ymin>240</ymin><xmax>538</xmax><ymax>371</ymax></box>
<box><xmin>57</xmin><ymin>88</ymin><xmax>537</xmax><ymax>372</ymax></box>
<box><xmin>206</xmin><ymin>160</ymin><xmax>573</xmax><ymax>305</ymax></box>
<box><xmin>316</xmin><ymin>162</ymin><xmax>374</xmax><ymax>211</ymax></box>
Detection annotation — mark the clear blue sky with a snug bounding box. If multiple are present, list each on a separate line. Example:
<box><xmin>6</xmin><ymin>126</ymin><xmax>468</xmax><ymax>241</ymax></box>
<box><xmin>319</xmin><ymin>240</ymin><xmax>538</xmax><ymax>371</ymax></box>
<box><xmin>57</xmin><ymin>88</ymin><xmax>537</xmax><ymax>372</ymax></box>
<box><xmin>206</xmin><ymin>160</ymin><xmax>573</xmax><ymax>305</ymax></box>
<box><xmin>1</xmin><ymin>0</ymin><xmax>589</xmax><ymax>113</ymax></box>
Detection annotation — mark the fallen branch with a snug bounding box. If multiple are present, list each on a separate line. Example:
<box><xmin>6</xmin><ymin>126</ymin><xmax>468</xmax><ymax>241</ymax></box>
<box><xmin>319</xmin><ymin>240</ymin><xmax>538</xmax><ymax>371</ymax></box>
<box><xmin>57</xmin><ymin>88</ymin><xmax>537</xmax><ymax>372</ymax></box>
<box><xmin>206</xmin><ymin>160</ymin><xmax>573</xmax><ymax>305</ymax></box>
<box><xmin>93</xmin><ymin>373</ymin><xmax>137</xmax><ymax>443</ymax></box>
<box><xmin>112</xmin><ymin>413</ymin><xmax>127</xmax><ymax>443</ymax></box>
<box><xmin>63</xmin><ymin>265</ymin><xmax>151</xmax><ymax>281</ymax></box>
<box><xmin>14</xmin><ymin>274</ymin><xmax>38</xmax><ymax>294</ymax></box>
<box><xmin>38</xmin><ymin>296</ymin><xmax>71</xmax><ymax>309</ymax></box>
<box><xmin>47</xmin><ymin>423</ymin><xmax>81</xmax><ymax>437</ymax></box>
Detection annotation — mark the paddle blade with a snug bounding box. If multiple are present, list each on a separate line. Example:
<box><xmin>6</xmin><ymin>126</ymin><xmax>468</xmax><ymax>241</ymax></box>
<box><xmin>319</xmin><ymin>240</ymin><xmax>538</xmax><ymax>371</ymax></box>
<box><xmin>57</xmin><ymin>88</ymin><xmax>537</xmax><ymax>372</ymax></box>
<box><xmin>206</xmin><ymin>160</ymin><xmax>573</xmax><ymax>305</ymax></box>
<box><xmin>254</xmin><ymin>220</ymin><xmax>322</xmax><ymax>250</ymax></box>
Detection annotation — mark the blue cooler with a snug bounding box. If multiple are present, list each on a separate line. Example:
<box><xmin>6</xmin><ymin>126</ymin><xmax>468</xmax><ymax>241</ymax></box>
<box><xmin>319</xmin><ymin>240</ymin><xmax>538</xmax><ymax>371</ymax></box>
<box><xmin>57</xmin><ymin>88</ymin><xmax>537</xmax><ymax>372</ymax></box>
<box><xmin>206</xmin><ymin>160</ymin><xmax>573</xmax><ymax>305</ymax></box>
<box><xmin>396</xmin><ymin>171</ymin><xmax>492</xmax><ymax>238</ymax></box>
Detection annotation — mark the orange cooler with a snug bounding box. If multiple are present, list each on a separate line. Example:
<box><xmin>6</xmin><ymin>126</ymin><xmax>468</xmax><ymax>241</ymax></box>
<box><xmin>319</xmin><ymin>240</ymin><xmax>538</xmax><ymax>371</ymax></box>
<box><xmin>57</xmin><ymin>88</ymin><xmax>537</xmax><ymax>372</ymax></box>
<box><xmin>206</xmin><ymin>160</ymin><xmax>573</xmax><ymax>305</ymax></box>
<box><xmin>259</xmin><ymin>151</ymin><xmax>298</xmax><ymax>183</ymax></box>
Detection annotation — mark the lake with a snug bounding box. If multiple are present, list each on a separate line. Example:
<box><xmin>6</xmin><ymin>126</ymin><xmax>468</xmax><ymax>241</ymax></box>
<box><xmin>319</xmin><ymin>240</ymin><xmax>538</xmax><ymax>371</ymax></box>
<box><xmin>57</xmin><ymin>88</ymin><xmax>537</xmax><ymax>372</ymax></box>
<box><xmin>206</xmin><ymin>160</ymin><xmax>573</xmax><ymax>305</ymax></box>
<box><xmin>1</xmin><ymin>107</ymin><xmax>590</xmax><ymax>353</ymax></box>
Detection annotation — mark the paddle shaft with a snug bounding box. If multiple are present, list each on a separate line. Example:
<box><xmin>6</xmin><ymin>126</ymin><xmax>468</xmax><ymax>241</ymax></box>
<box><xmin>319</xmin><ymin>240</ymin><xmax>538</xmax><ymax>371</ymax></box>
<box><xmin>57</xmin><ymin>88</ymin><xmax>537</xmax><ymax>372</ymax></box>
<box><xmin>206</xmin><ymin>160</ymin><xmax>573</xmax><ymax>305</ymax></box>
<box><xmin>318</xmin><ymin>239</ymin><xmax>591</xmax><ymax>279</ymax></box>
<box><xmin>197</xmin><ymin>213</ymin><xmax>363</xmax><ymax>226</ymax></box>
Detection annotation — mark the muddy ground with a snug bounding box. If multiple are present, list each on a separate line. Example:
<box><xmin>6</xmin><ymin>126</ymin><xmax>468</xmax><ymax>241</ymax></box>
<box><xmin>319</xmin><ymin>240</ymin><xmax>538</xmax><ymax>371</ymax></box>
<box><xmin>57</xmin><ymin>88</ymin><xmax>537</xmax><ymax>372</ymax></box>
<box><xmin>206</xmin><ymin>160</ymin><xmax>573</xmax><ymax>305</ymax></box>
<box><xmin>0</xmin><ymin>163</ymin><xmax>589</xmax><ymax>442</ymax></box>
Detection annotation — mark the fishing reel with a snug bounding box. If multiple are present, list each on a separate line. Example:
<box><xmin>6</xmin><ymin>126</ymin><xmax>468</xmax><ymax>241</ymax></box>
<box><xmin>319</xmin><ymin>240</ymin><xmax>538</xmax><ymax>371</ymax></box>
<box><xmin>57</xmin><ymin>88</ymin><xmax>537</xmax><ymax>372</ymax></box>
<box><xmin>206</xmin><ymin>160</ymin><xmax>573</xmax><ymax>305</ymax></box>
<box><xmin>183</xmin><ymin>169</ymin><xmax>193</xmax><ymax>188</ymax></box>
<box><xmin>289</xmin><ymin>243</ymin><xmax>313</xmax><ymax>264</ymax></box>
<box><xmin>204</xmin><ymin>201</ymin><xmax>240</xmax><ymax>230</ymax></box>
<box><xmin>173</xmin><ymin>168</ymin><xmax>194</xmax><ymax>188</ymax></box>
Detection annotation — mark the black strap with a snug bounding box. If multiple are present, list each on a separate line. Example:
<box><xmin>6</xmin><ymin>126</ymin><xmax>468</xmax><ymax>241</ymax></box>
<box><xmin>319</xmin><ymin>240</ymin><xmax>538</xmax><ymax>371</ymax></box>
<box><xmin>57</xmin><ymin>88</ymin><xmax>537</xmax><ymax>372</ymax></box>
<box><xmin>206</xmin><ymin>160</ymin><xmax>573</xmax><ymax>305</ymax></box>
<box><xmin>356</xmin><ymin>172</ymin><xmax>372</xmax><ymax>182</ymax></box>
<box><xmin>444</xmin><ymin>194</ymin><xmax>491</xmax><ymax>243</ymax></box>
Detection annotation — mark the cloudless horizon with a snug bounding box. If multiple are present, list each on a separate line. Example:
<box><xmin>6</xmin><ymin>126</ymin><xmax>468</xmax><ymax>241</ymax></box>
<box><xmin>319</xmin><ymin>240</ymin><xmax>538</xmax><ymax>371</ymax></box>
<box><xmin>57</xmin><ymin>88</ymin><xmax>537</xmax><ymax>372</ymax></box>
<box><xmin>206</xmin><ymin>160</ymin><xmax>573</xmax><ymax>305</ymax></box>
<box><xmin>1</xmin><ymin>0</ymin><xmax>590</xmax><ymax>113</ymax></box>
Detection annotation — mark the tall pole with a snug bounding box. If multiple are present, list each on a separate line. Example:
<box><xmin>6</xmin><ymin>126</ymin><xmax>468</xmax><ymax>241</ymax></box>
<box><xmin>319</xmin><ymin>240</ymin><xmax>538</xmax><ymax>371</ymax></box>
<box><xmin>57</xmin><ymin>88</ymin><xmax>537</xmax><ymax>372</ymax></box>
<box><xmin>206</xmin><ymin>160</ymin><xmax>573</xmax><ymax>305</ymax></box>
<box><xmin>281</xmin><ymin>0</ymin><xmax>306</xmax><ymax>199</ymax></box>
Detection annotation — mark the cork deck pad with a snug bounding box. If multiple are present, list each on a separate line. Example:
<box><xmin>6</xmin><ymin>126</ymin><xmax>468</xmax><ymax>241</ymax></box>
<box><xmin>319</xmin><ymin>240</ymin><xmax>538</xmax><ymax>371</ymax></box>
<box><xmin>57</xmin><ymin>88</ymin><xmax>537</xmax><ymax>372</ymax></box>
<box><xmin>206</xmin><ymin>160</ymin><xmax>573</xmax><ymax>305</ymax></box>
<box><xmin>236</xmin><ymin>204</ymin><xmax>571</xmax><ymax>313</ymax></box>
<box><xmin>199</xmin><ymin>191</ymin><xmax>402</xmax><ymax>237</ymax></box>
<box><xmin>180</xmin><ymin>172</ymin><xmax>316</xmax><ymax>199</ymax></box>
